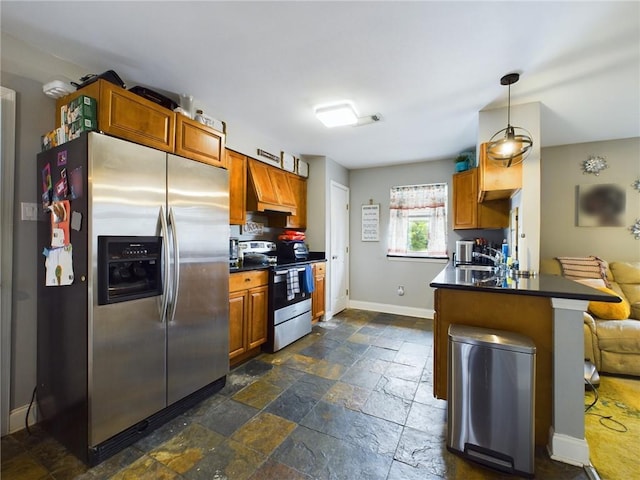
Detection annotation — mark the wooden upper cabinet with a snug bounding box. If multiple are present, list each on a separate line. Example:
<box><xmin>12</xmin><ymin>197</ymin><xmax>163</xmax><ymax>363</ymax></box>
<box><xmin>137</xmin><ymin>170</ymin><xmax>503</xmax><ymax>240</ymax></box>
<box><xmin>99</xmin><ymin>80</ymin><xmax>176</xmax><ymax>152</ymax></box>
<box><xmin>285</xmin><ymin>174</ymin><xmax>307</xmax><ymax>229</ymax></box>
<box><xmin>56</xmin><ymin>79</ymin><xmax>227</xmax><ymax>165</ymax></box>
<box><xmin>478</xmin><ymin>142</ymin><xmax>522</xmax><ymax>202</ymax></box>
<box><xmin>453</xmin><ymin>168</ymin><xmax>509</xmax><ymax>230</ymax></box>
<box><xmin>227</xmin><ymin>149</ymin><xmax>247</xmax><ymax>225</ymax></box>
<box><xmin>452</xmin><ymin>169</ymin><xmax>478</xmax><ymax>229</ymax></box>
<box><xmin>175</xmin><ymin>115</ymin><xmax>225</xmax><ymax>168</ymax></box>
<box><xmin>56</xmin><ymin>79</ymin><xmax>175</xmax><ymax>152</ymax></box>
<box><xmin>246</xmin><ymin>159</ymin><xmax>296</xmax><ymax>215</ymax></box>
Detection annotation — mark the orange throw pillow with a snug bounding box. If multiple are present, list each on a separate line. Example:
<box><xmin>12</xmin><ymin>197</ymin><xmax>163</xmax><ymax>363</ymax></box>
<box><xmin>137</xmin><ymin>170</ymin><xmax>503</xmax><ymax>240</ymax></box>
<box><xmin>588</xmin><ymin>287</ymin><xmax>631</xmax><ymax>320</ymax></box>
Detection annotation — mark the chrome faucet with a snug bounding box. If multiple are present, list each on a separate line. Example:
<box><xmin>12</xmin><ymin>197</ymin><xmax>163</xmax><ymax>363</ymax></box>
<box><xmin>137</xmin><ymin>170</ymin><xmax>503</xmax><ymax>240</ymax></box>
<box><xmin>472</xmin><ymin>247</ymin><xmax>504</xmax><ymax>266</ymax></box>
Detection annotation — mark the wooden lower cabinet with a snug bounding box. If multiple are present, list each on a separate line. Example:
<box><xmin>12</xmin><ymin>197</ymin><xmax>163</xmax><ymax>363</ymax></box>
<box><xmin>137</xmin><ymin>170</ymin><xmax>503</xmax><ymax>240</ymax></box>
<box><xmin>433</xmin><ymin>288</ymin><xmax>553</xmax><ymax>446</ymax></box>
<box><xmin>229</xmin><ymin>270</ymin><xmax>268</xmax><ymax>365</ymax></box>
<box><xmin>311</xmin><ymin>262</ymin><xmax>326</xmax><ymax>322</ymax></box>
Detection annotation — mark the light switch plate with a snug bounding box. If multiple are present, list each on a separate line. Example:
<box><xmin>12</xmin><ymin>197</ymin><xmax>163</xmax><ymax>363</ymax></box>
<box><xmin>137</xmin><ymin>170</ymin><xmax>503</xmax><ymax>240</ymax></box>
<box><xmin>21</xmin><ymin>202</ymin><xmax>38</xmax><ymax>221</ymax></box>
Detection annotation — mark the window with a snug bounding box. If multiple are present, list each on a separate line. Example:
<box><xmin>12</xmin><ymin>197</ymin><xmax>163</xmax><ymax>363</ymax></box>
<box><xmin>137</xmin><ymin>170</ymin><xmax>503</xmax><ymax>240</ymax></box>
<box><xmin>387</xmin><ymin>183</ymin><xmax>448</xmax><ymax>258</ymax></box>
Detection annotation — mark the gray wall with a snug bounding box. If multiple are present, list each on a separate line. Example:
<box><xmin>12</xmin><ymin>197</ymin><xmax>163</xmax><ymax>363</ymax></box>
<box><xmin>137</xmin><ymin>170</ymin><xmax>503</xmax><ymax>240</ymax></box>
<box><xmin>303</xmin><ymin>155</ymin><xmax>349</xmax><ymax>253</ymax></box>
<box><xmin>348</xmin><ymin>159</ymin><xmax>504</xmax><ymax>314</ymax></box>
<box><xmin>2</xmin><ymin>71</ymin><xmax>56</xmax><ymax>412</ymax></box>
<box><xmin>303</xmin><ymin>155</ymin><xmax>349</xmax><ymax>318</ymax></box>
<box><xmin>540</xmin><ymin>137</ymin><xmax>640</xmax><ymax>262</ymax></box>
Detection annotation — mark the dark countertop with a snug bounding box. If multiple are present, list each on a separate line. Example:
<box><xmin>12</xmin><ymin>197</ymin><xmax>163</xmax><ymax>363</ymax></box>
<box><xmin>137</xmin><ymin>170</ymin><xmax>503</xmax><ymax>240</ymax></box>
<box><xmin>430</xmin><ymin>264</ymin><xmax>620</xmax><ymax>303</ymax></box>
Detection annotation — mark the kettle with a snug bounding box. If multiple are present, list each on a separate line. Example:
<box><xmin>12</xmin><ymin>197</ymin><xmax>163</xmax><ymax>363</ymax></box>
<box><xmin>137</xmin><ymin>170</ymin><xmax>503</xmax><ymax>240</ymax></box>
<box><xmin>455</xmin><ymin>240</ymin><xmax>474</xmax><ymax>265</ymax></box>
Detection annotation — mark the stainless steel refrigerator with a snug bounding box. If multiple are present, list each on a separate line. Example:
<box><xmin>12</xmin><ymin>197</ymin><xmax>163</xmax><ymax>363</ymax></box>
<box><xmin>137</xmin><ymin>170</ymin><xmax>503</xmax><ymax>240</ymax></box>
<box><xmin>37</xmin><ymin>132</ymin><xmax>229</xmax><ymax>465</ymax></box>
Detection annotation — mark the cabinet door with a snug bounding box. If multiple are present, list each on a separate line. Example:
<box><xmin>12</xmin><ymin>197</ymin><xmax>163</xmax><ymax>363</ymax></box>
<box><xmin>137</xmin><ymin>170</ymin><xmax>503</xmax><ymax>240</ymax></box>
<box><xmin>227</xmin><ymin>150</ymin><xmax>247</xmax><ymax>225</ymax></box>
<box><xmin>312</xmin><ymin>263</ymin><xmax>326</xmax><ymax>320</ymax></box>
<box><xmin>247</xmin><ymin>285</ymin><xmax>268</xmax><ymax>349</ymax></box>
<box><xmin>99</xmin><ymin>81</ymin><xmax>175</xmax><ymax>152</ymax></box>
<box><xmin>452</xmin><ymin>169</ymin><xmax>478</xmax><ymax>229</ymax></box>
<box><xmin>286</xmin><ymin>174</ymin><xmax>307</xmax><ymax>229</ymax></box>
<box><xmin>229</xmin><ymin>291</ymin><xmax>247</xmax><ymax>360</ymax></box>
<box><xmin>175</xmin><ymin>115</ymin><xmax>225</xmax><ymax>167</ymax></box>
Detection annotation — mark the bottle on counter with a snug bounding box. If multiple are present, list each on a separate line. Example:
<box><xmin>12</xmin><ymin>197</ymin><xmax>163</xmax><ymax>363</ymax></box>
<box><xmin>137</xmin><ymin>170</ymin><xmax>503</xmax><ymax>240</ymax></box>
<box><xmin>501</xmin><ymin>239</ymin><xmax>509</xmax><ymax>264</ymax></box>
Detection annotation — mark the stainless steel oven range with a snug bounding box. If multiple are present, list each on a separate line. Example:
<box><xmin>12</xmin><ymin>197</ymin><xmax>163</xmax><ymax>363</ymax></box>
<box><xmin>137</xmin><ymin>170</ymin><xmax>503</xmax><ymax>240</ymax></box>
<box><xmin>267</xmin><ymin>264</ymin><xmax>313</xmax><ymax>352</ymax></box>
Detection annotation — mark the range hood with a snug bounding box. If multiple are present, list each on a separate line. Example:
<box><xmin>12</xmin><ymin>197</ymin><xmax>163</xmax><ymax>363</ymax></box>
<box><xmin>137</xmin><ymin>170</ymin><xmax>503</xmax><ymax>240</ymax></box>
<box><xmin>246</xmin><ymin>159</ymin><xmax>297</xmax><ymax>215</ymax></box>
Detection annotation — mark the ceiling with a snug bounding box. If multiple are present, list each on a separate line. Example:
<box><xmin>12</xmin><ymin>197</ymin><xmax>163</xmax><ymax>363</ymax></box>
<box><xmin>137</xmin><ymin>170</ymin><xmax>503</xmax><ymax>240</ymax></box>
<box><xmin>2</xmin><ymin>1</ymin><xmax>639</xmax><ymax>169</ymax></box>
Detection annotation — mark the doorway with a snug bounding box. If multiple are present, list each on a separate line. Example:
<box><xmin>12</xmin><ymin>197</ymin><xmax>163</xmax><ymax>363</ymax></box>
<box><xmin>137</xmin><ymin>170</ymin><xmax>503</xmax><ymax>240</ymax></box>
<box><xmin>329</xmin><ymin>181</ymin><xmax>349</xmax><ymax>316</ymax></box>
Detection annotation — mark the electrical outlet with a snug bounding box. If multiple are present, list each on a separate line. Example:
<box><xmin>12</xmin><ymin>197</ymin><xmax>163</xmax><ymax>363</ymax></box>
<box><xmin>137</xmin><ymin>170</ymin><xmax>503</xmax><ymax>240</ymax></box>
<box><xmin>21</xmin><ymin>202</ymin><xmax>38</xmax><ymax>221</ymax></box>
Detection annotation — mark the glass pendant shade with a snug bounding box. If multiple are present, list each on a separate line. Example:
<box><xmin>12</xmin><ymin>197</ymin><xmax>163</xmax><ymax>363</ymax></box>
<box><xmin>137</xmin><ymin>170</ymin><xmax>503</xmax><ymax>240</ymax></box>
<box><xmin>486</xmin><ymin>73</ymin><xmax>533</xmax><ymax>168</ymax></box>
<box><xmin>486</xmin><ymin>124</ymin><xmax>533</xmax><ymax>167</ymax></box>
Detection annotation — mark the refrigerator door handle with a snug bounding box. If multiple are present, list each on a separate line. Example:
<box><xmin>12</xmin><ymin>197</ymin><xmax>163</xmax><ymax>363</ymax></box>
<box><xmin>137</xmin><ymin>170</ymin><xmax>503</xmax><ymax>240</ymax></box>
<box><xmin>159</xmin><ymin>206</ymin><xmax>170</xmax><ymax>323</ymax></box>
<box><xmin>168</xmin><ymin>207</ymin><xmax>180</xmax><ymax>323</ymax></box>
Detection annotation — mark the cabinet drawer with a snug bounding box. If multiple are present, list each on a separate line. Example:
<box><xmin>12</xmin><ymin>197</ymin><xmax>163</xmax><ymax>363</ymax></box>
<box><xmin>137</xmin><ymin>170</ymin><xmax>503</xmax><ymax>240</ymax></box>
<box><xmin>175</xmin><ymin>116</ymin><xmax>226</xmax><ymax>167</ymax></box>
<box><xmin>99</xmin><ymin>82</ymin><xmax>175</xmax><ymax>152</ymax></box>
<box><xmin>314</xmin><ymin>262</ymin><xmax>326</xmax><ymax>275</ymax></box>
<box><xmin>230</xmin><ymin>270</ymin><xmax>269</xmax><ymax>292</ymax></box>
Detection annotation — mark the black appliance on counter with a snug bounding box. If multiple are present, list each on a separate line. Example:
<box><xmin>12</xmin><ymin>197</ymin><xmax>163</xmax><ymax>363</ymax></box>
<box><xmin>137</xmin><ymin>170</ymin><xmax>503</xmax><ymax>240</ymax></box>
<box><xmin>239</xmin><ymin>240</ymin><xmax>277</xmax><ymax>266</ymax></box>
<box><xmin>276</xmin><ymin>240</ymin><xmax>309</xmax><ymax>263</ymax></box>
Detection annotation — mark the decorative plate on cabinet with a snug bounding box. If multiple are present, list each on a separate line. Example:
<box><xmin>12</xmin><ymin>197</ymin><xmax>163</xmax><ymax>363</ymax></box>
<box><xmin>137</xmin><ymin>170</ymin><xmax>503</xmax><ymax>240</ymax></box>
<box><xmin>281</xmin><ymin>152</ymin><xmax>296</xmax><ymax>172</ymax></box>
<box><xmin>297</xmin><ymin>159</ymin><xmax>309</xmax><ymax>177</ymax></box>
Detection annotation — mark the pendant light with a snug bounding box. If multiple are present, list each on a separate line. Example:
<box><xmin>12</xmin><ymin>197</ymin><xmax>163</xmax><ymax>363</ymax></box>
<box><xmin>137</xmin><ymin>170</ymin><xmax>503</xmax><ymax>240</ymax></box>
<box><xmin>486</xmin><ymin>73</ymin><xmax>533</xmax><ymax>167</ymax></box>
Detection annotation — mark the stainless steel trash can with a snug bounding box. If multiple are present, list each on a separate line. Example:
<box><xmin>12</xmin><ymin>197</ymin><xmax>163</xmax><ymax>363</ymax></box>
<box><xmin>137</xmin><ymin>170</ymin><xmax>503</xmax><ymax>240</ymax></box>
<box><xmin>447</xmin><ymin>324</ymin><xmax>536</xmax><ymax>478</ymax></box>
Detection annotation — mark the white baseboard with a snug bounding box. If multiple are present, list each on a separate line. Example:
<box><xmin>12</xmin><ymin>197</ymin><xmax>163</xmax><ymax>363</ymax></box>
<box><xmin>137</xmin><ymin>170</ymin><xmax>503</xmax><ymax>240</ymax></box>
<box><xmin>347</xmin><ymin>300</ymin><xmax>434</xmax><ymax>320</ymax></box>
<box><xmin>9</xmin><ymin>403</ymin><xmax>37</xmax><ymax>434</ymax></box>
<box><xmin>547</xmin><ymin>427</ymin><xmax>590</xmax><ymax>467</ymax></box>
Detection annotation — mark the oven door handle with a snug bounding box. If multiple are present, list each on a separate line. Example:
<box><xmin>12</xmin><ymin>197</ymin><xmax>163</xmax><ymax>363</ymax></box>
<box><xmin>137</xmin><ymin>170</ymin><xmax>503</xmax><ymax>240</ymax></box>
<box><xmin>274</xmin><ymin>267</ymin><xmax>306</xmax><ymax>275</ymax></box>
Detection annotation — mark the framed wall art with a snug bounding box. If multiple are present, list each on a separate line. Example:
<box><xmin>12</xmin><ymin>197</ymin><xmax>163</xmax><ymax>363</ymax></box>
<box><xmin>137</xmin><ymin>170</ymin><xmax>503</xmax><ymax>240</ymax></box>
<box><xmin>577</xmin><ymin>183</ymin><xmax>626</xmax><ymax>227</ymax></box>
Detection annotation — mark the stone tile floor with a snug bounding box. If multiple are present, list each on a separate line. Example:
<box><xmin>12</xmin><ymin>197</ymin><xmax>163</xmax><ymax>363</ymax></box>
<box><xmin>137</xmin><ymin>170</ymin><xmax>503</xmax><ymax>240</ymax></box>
<box><xmin>1</xmin><ymin>309</ymin><xmax>589</xmax><ymax>479</ymax></box>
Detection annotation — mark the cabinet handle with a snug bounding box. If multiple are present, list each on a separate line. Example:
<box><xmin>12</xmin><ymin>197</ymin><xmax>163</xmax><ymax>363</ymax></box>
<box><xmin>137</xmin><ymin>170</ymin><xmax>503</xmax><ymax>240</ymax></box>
<box><xmin>245</xmin><ymin>278</ymin><xmax>251</xmax><ymax>282</ymax></box>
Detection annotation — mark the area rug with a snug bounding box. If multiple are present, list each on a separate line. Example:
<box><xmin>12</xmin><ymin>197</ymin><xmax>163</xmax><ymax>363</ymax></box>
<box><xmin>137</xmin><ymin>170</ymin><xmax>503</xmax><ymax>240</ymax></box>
<box><xmin>584</xmin><ymin>374</ymin><xmax>640</xmax><ymax>480</ymax></box>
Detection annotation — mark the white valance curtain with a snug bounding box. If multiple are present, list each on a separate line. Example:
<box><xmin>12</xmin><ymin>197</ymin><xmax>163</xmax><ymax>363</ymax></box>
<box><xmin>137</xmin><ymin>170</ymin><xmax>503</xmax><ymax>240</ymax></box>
<box><xmin>388</xmin><ymin>183</ymin><xmax>448</xmax><ymax>257</ymax></box>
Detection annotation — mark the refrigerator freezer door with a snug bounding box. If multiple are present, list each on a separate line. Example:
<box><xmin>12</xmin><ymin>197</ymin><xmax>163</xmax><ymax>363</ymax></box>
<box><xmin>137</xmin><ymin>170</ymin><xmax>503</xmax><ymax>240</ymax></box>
<box><xmin>166</xmin><ymin>154</ymin><xmax>229</xmax><ymax>405</ymax></box>
<box><xmin>88</xmin><ymin>134</ymin><xmax>168</xmax><ymax>446</ymax></box>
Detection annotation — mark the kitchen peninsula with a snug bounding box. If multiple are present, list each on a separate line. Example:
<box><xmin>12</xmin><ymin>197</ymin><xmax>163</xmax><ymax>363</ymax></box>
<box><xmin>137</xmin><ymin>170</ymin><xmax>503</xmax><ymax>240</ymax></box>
<box><xmin>430</xmin><ymin>265</ymin><xmax>621</xmax><ymax>467</ymax></box>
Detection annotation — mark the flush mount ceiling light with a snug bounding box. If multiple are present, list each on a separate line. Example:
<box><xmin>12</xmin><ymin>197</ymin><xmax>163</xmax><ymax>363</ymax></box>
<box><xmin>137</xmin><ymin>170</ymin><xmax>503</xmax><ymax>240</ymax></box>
<box><xmin>315</xmin><ymin>102</ymin><xmax>359</xmax><ymax>128</ymax></box>
<box><xmin>486</xmin><ymin>73</ymin><xmax>533</xmax><ymax>168</ymax></box>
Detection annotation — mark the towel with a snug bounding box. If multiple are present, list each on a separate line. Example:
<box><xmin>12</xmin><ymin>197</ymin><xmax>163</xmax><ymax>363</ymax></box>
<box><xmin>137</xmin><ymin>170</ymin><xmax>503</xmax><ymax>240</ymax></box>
<box><xmin>286</xmin><ymin>268</ymin><xmax>300</xmax><ymax>301</ymax></box>
<box><xmin>302</xmin><ymin>264</ymin><xmax>315</xmax><ymax>294</ymax></box>
<box><xmin>556</xmin><ymin>256</ymin><xmax>610</xmax><ymax>287</ymax></box>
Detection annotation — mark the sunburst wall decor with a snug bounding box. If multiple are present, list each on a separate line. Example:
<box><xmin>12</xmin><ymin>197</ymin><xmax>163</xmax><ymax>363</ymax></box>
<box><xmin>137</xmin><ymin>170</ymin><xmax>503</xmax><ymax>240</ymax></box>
<box><xmin>582</xmin><ymin>155</ymin><xmax>608</xmax><ymax>176</ymax></box>
<box><xmin>631</xmin><ymin>219</ymin><xmax>640</xmax><ymax>240</ymax></box>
